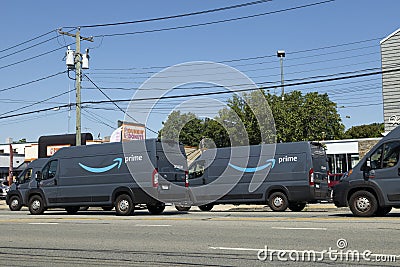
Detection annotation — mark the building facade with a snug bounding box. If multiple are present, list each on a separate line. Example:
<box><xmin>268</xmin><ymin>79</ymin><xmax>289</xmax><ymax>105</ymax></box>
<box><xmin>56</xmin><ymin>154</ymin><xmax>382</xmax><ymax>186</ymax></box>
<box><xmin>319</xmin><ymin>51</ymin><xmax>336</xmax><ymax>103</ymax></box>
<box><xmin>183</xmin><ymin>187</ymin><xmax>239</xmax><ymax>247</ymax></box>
<box><xmin>381</xmin><ymin>28</ymin><xmax>400</xmax><ymax>133</ymax></box>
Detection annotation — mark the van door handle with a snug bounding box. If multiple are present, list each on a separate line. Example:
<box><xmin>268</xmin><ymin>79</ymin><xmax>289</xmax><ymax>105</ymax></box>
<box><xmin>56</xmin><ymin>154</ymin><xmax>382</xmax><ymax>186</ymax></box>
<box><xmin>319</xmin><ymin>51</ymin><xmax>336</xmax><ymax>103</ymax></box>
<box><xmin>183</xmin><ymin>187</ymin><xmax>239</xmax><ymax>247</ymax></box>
<box><xmin>398</xmin><ymin>168</ymin><xmax>400</xmax><ymax>176</ymax></box>
<box><xmin>54</xmin><ymin>179</ymin><xmax>57</xmax><ymax>186</ymax></box>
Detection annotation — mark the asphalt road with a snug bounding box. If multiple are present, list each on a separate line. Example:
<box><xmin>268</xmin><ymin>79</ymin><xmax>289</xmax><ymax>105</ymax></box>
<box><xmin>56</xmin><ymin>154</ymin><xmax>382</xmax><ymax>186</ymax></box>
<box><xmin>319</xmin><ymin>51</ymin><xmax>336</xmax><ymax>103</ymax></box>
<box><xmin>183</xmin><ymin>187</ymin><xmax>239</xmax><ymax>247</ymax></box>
<box><xmin>1</xmin><ymin>204</ymin><xmax>400</xmax><ymax>267</ymax></box>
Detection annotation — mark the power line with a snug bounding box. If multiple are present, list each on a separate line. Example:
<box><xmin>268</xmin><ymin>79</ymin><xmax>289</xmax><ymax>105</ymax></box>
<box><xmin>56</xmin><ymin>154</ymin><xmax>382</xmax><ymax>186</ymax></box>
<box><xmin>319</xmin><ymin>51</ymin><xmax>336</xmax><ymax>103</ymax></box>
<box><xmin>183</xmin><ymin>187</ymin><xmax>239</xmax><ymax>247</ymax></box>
<box><xmin>0</xmin><ymin>88</ymin><xmax>75</xmax><ymax>116</ymax></box>
<box><xmin>0</xmin><ymin>35</ymin><xmax>60</xmax><ymax>61</ymax></box>
<box><xmin>1</xmin><ymin>66</ymin><xmax>397</xmax><ymax>120</ymax></box>
<box><xmin>66</xmin><ymin>0</ymin><xmax>273</xmax><ymax>29</ymax></box>
<box><xmin>84</xmin><ymin>74</ymin><xmax>158</xmax><ymax>134</ymax></box>
<box><xmin>0</xmin><ymin>71</ymin><xmax>67</xmax><ymax>93</ymax></box>
<box><xmin>91</xmin><ymin>37</ymin><xmax>380</xmax><ymax>73</ymax></box>
<box><xmin>0</xmin><ymin>46</ymin><xmax>68</xmax><ymax>70</ymax></box>
<box><xmin>94</xmin><ymin>0</ymin><xmax>335</xmax><ymax>38</ymax></box>
<box><xmin>0</xmin><ymin>29</ymin><xmax>56</xmax><ymax>53</ymax></box>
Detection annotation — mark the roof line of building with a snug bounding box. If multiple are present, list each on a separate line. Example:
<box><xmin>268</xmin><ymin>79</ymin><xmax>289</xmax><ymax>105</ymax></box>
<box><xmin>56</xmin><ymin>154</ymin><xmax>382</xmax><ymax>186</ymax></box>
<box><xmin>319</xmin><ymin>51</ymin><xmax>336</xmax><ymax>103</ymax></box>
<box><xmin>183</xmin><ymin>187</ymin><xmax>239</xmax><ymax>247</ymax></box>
<box><xmin>380</xmin><ymin>28</ymin><xmax>400</xmax><ymax>45</ymax></box>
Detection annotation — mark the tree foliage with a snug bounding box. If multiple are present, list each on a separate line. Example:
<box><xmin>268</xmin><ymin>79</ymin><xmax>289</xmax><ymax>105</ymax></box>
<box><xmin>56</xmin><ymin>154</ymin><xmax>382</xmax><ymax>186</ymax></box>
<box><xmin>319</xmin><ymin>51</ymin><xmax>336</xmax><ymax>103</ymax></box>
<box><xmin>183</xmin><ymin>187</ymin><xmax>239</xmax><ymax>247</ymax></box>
<box><xmin>159</xmin><ymin>90</ymin><xmax>345</xmax><ymax>147</ymax></box>
<box><xmin>344</xmin><ymin>123</ymin><xmax>384</xmax><ymax>139</ymax></box>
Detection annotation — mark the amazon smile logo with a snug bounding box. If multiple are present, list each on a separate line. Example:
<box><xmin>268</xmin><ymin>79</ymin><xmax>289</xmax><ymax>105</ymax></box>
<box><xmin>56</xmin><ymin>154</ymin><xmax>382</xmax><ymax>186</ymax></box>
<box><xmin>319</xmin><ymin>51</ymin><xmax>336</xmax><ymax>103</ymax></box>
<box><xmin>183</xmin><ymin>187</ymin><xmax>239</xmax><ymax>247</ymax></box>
<box><xmin>228</xmin><ymin>159</ymin><xmax>275</xmax><ymax>173</ymax></box>
<box><xmin>79</xmin><ymin>158</ymin><xmax>123</xmax><ymax>173</ymax></box>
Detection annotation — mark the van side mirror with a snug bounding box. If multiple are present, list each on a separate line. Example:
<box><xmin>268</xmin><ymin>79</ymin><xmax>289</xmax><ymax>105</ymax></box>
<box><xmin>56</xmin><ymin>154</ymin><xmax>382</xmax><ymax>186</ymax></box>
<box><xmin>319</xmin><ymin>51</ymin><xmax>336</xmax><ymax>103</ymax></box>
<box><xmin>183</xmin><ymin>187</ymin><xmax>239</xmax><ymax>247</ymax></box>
<box><xmin>366</xmin><ymin>158</ymin><xmax>371</xmax><ymax>169</ymax></box>
<box><xmin>35</xmin><ymin>171</ymin><xmax>42</xmax><ymax>182</ymax></box>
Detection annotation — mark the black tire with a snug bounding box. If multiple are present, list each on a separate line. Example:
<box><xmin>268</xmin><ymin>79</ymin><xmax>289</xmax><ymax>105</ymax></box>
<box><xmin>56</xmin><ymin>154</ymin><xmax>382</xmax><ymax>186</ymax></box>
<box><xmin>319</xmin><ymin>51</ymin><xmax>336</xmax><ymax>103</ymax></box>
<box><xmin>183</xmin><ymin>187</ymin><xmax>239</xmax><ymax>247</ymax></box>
<box><xmin>349</xmin><ymin>190</ymin><xmax>378</xmax><ymax>217</ymax></box>
<box><xmin>28</xmin><ymin>195</ymin><xmax>45</xmax><ymax>215</ymax></box>
<box><xmin>65</xmin><ymin>206</ymin><xmax>80</xmax><ymax>214</ymax></box>
<box><xmin>175</xmin><ymin>205</ymin><xmax>191</xmax><ymax>212</ymax></box>
<box><xmin>288</xmin><ymin>202</ymin><xmax>307</xmax><ymax>212</ymax></box>
<box><xmin>374</xmin><ymin>206</ymin><xmax>392</xmax><ymax>216</ymax></box>
<box><xmin>147</xmin><ymin>203</ymin><xmax>165</xmax><ymax>215</ymax></box>
<box><xmin>198</xmin><ymin>203</ymin><xmax>214</xmax><ymax>211</ymax></box>
<box><xmin>8</xmin><ymin>195</ymin><xmax>22</xmax><ymax>211</ymax></box>
<box><xmin>102</xmin><ymin>206</ymin><xmax>113</xmax><ymax>211</ymax></box>
<box><xmin>114</xmin><ymin>194</ymin><xmax>134</xmax><ymax>216</ymax></box>
<box><xmin>268</xmin><ymin>192</ymin><xmax>289</xmax><ymax>212</ymax></box>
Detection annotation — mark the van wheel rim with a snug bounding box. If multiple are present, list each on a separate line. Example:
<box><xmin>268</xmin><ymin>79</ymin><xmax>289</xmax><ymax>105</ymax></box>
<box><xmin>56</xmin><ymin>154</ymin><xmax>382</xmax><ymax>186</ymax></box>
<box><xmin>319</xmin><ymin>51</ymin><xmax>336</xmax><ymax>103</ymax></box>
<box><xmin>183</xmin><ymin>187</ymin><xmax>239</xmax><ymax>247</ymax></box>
<box><xmin>119</xmin><ymin>200</ymin><xmax>129</xmax><ymax>211</ymax></box>
<box><xmin>32</xmin><ymin>200</ymin><xmax>41</xmax><ymax>210</ymax></box>
<box><xmin>273</xmin><ymin>197</ymin><xmax>283</xmax><ymax>207</ymax></box>
<box><xmin>356</xmin><ymin>197</ymin><xmax>370</xmax><ymax>211</ymax></box>
<box><xmin>11</xmin><ymin>199</ymin><xmax>19</xmax><ymax>208</ymax></box>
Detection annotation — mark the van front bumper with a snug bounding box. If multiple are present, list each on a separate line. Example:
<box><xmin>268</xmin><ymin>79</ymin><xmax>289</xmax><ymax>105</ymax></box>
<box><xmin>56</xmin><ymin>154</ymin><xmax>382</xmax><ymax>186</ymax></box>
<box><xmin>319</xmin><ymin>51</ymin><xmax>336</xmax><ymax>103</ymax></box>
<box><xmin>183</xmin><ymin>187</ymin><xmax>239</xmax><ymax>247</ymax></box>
<box><xmin>332</xmin><ymin>181</ymin><xmax>349</xmax><ymax>207</ymax></box>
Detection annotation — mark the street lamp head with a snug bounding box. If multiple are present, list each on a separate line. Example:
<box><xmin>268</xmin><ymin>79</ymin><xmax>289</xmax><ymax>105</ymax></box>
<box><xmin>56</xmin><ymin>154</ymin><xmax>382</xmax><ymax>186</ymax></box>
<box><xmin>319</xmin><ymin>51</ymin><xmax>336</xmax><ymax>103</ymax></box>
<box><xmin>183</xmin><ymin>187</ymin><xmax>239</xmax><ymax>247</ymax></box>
<box><xmin>277</xmin><ymin>50</ymin><xmax>286</xmax><ymax>58</ymax></box>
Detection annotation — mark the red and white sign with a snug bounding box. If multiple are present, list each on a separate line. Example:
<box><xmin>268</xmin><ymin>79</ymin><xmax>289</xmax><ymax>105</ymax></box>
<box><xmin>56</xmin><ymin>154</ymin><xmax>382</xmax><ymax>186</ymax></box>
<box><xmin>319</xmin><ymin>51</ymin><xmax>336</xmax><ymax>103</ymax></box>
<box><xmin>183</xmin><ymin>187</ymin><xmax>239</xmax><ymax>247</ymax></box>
<box><xmin>47</xmin><ymin>145</ymin><xmax>70</xmax><ymax>156</ymax></box>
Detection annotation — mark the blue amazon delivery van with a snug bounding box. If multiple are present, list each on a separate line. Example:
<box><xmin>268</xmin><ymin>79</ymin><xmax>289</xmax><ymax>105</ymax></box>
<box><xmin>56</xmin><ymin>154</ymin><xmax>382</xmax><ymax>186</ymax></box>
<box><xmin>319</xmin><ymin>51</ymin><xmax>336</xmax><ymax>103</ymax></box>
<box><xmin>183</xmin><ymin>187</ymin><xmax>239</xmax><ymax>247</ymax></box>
<box><xmin>6</xmin><ymin>139</ymin><xmax>189</xmax><ymax>216</ymax></box>
<box><xmin>185</xmin><ymin>141</ymin><xmax>330</xmax><ymax>212</ymax></box>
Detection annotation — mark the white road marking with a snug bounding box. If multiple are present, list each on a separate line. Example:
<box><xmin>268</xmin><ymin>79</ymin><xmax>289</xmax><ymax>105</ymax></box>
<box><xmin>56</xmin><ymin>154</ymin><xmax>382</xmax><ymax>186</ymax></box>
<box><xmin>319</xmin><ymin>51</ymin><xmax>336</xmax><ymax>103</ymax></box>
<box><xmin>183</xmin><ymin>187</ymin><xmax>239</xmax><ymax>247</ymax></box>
<box><xmin>29</xmin><ymin>222</ymin><xmax>59</xmax><ymax>225</ymax></box>
<box><xmin>209</xmin><ymin>246</ymin><xmax>259</xmax><ymax>251</ymax></box>
<box><xmin>271</xmin><ymin>227</ymin><xmax>327</xmax><ymax>230</ymax></box>
<box><xmin>134</xmin><ymin>224</ymin><xmax>172</xmax><ymax>227</ymax></box>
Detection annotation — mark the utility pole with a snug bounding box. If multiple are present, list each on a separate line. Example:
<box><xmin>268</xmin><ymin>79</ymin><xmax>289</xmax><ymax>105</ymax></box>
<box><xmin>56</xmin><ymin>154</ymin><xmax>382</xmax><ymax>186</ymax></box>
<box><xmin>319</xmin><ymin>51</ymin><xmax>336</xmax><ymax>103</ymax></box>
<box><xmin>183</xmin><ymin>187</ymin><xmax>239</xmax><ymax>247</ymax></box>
<box><xmin>8</xmin><ymin>143</ymin><xmax>13</xmax><ymax>186</ymax></box>
<box><xmin>58</xmin><ymin>28</ymin><xmax>93</xmax><ymax>146</ymax></box>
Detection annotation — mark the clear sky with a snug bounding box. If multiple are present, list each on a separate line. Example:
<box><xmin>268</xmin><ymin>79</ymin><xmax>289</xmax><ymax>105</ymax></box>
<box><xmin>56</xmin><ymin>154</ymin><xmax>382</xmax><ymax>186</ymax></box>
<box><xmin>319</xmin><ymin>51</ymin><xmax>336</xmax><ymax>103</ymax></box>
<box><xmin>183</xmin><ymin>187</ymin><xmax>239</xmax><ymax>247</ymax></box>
<box><xmin>0</xmin><ymin>0</ymin><xmax>399</xmax><ymax>143</ymax></box>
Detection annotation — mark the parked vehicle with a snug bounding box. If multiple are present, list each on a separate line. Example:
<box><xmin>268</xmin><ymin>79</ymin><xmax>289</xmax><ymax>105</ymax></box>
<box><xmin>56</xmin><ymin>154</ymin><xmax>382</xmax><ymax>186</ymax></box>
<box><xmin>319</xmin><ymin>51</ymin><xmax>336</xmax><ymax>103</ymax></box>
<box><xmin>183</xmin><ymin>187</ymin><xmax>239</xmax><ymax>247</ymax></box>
<box><xmin>182</xmin><ymin>141</ymin><xmax>330</xmax><ymax>212</ymax></box>
<box><xmin>333</xmin><ymin>126</ymin><xmax>400</xmax><ymax>217</ymax></box>
<box><xmin>0</xmin><ymin>180</ymin><xmax>10</xmax><ymax>200</ymax></box>
<box><xmin>6</xmin><ymin>139</ymin><xmax>189</xmax><ymax>216</ymax></box>
<box><xmin>6</xmin><ymin>158</ymin><xmax>47</xmax><ymax>211</ymax></box>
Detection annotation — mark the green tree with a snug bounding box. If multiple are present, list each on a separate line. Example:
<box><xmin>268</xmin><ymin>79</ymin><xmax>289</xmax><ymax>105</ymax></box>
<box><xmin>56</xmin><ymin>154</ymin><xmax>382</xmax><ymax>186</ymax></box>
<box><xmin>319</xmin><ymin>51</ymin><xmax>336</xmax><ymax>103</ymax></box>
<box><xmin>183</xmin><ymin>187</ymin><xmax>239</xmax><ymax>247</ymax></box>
<box><xmin>344</xmin><ymin>123</ymin><xmax>384</xmax><ymax>139</ymax></box>
<box><xmin>158</xmin><ymin>111</ymin><xmax>203</xmax><ymax>146</ymax></box>
<box><xmin>158</xmin><ymin>90</ymin><xmax>345</xmax><ymax>147</ymax></box>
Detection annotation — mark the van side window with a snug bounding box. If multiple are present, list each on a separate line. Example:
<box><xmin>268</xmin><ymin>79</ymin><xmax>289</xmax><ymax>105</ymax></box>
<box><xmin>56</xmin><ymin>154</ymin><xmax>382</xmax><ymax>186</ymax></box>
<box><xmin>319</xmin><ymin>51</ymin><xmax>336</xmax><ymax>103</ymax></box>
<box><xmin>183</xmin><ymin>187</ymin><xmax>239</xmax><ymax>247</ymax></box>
<box><xmin>369</xmin><ymin>142</ymin><xmax>400</xmax><ymax>170</ymax></box>
<box><xmin>189</xmin><ymin>160</ymin><xmax>205</xmax><ymax>179</ymax></box>
<box><xmin>382</xmin><ymin>142</ymin><xmax>400</xmax><ymax>168</ymax></box>
<box><xmin>18</xmin><ymin>168</ymin><xmax>33</xmax><ymax>184</ymax></box>
<box><xmin>42</xmin><ymin>160</ymin><xmax>58</xmax><ymax>180</ymax></box>
<box><xmin>369</xmin><ymin>145</ymin><xmax>383</xmax><ymax>169</ymax></box>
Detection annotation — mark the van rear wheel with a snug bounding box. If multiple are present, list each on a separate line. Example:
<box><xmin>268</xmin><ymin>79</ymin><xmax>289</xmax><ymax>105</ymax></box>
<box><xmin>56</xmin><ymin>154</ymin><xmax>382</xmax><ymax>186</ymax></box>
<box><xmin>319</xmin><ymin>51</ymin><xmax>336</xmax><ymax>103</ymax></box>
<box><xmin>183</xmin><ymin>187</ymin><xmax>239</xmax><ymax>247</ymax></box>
<box><xmin>115</xmin><ymin>194</ymin><xmax>134</xmax><ymax>216</ymax></box>
<box><xmin>147</xmin><ymin>203</ymin><xmax>165</xmax><ymax>215</ymax></box>
<box><xmin>268</xmin><ymin>192</ymin><xmax>288</xmax><ymax>212</ymax></box>
<box><xmin>349</xmin><ymin>190</ymin><xmax>378</xmax><ymax>217</ymax></box>
<box><xmin>65</xmin><ymin>206</ymin><xmax>80</xmax><ymax>214</ymax></box>
<box><xmin>288</xmin><ymin>202</ymin><xmax>306</xmax><ymax>212</ymax></box>
<box><xmin>199</xmin><ymin>204</ymin><xmax>214</xmax><ymax>211</ymax></box>
<box><xmin>28</xmin><ymin>195</ymin><xmax>45</xmax><ymax>215</ymax></box>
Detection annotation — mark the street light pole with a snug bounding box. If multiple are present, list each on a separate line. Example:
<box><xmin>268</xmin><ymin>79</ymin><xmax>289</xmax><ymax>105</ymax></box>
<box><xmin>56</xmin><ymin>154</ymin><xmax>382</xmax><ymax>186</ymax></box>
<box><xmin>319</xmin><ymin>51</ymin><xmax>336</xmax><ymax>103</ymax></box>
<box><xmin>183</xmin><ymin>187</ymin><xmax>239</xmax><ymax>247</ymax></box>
<box><xmin>277</xmin><ymin>50</ymin><xmax>285</xmax><ymax>100</ymax></box>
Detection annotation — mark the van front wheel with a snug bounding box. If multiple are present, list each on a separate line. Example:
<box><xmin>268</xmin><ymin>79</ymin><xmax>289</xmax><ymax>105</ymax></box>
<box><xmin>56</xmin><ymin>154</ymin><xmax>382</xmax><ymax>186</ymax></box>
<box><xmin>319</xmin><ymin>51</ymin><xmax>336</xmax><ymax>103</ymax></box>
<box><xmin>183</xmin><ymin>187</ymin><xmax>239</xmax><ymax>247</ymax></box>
<box><xmin>349</xmin><ymin>190</ymin><xmax>378</xmax><ymax>217</ymax></box>
<box><xmin>268</xmin><ymin>192</ymin><xmax>288</xmax><ymax>212</ymax></box>
<box><xmin>9</xmin><ymin>195</ymin><xmax>22</xmax><ymax>211</ymax></box>
<box><xmin>115</xmin><ymin>194</ymin><xmax>134</xmax><ymax>216</ymax></box>
<box><xmin>28</xmin><ymin>195</ymin><xmax>45</xmax><ymax>215</ymax></box>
